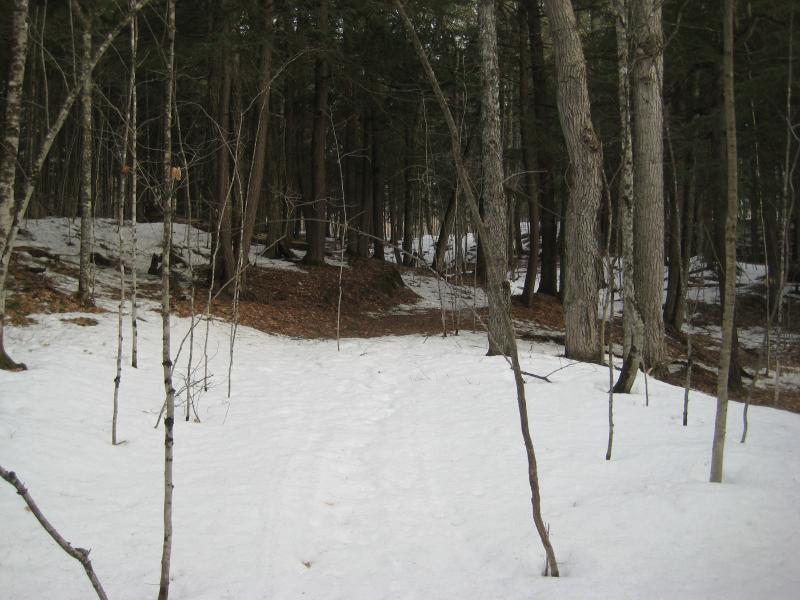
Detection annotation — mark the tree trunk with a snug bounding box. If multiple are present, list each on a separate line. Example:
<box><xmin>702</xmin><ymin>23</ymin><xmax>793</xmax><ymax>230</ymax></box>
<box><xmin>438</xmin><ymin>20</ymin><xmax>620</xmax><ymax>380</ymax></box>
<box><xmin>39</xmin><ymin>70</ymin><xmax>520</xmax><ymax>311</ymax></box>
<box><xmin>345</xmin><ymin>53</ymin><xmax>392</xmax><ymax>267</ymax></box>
<box><xmin>432</xmin><ymin>186</ymin><xmax>458</xmax><ymax>272</ymax></box>
<box><xmin>542</xmin><ymin>0</ymin><xmax>603</xmax><ymax>363</ymax></box>
<box><xmin>372</xmin><ymin>109</ymin><xmax>385</xmax><ymax>260</ymax></box>
<box><xmin>523</xmin><ymin>0</ymin><xmax>557</xmax><ymax>297</ymax></box>
<box><xmin>519</xmin><ymin>5</ymin><xmax>540</xmax><ymax>308</ymax></box>
<box><xmin>395</xmin><ymin>0</ymin><xmax>559</xmax><ymax>575</ymax></box>
<box><xmin>75</xmin><ymin>1</ymin><xmax>94</xmax><ymax>306</ymax></box>
<box><xmin>710</xmin><ymin>0</ymin><xmax>738</xmax><ymax>484</ymax></box>
<box><xmin>304</xmin><ymin>0</ymin><xmax>329</xmax><ymax>266</ymax></box>
<box><xmin>0</xmin><ymin>0</ymin><xmax>30</xmax><ymax>372</ymax></box>
<box><xmin>631</xmin><ymin>0</ymin><xmax>666</xmax><ymax>370</ymax></box>
<box><xmin>480</xmin><ymin>0</ymin><xmax>513</xmax><ymax>357</ymax></box>
<box><xmin>613</xmin><ymin>0</ymin><xmax>645</xmax><ymax>392</ymax></box>
<box><xmin>242</xmin><ymin>0</ymin><xmax>275</xmax><ymax>262</ymax></box>
<box><xmin>157</xmin><ymin>1</ymin><xmax>177</xmax><ymax>597</ymax></box>
<box><xmin>402</xmin><ymin>119</ymin><xmax>416</xmax><ymax>266</ymax></box>
<box><xmin>215</xmin><ymin>45</ymin><xmax>236</xmax><ymax>286</ymax></box>
<box><xmin>129</xmin><ymin>1</ymin><xmax>139</xmax><ymax>369</ymax></box>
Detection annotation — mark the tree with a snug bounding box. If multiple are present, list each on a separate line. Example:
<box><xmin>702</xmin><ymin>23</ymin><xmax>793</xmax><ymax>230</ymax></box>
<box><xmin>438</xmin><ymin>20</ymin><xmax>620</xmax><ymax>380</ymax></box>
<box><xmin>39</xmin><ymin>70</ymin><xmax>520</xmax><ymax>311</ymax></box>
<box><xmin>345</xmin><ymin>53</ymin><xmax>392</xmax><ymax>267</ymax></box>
<box><xmin>479</xmin><ymin>0</ymin><xmax>512</xmax><ymax>357</ymax></box>
<box><xmin>394</xmin><ymin>0</ymin><xmax>559</xmax><ymax>576</ymax></box>
<box><xmin>0</xmin><ymin>0</ymin><xmax>153</xmax><ymax>372</ymax></box>
<box><xmin>542</xmin><ymin>0</ymin><xmax>603</xmax><ymax>363</ymax></box>
<box><xmin>710</xmin><ymin>0</ymin><xmax>738</xmax><ymax>484</ymax></box>
<box><xmin>0</xmin><ymin>0</ymin><xmax>30</xmax><ymax>371</ymax></box>
<box><xmin>74</xmin><ymin>0</ymin><xmax>94</xmax><ymax>306</ymax></box>
<box><xmin>304</xmin><ymin>0</ymin><xmax>330</xmax><ymax>266</ymax></box>
<box><xmin>613</xmin><ymin>0</ymin><xmax>644</xmax><ymax>394</ymax></box>
<box><xmin>158</xmin><ymin>0</ymin><xmax>177</xmax><ymax>595</ymax></box>
<box><xmin>631</xmin><ymin>0</ymin><xmax>666</xmax><ymax>370</ymax></box>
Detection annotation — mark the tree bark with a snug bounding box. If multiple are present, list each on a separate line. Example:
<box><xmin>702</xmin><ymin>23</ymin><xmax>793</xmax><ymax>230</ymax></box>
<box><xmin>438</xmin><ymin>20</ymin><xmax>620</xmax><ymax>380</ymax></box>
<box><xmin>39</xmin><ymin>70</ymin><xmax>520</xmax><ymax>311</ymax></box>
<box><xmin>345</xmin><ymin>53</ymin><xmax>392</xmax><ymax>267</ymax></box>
<box><xmin>631</xmin><ymin>0</ymin><xmax>666</xmax><ymax>370</ymax></box>
<box><xmin>480</xmin><ymin>0</ymin><xmax>513</xmax><ymax>356</ymax></box>
<box><xmin>542</xmin><ymin>0</ymin><xmax>603</xmax><ymax>363</ymax></box>
<box><xmin>242</xmin><ymin>0</ymin><xmax>275</xmax><ymax>263</ymax></box>
<box><xmin>215</xmin><ymin>41</ymin><xmax>236</xmax><ymax>286</ymax></box>
<box><xmin>0</xmin><ymin>0</ymin><xmax>30</xmax><ymax>372</ymax></box>
<box><xmin>523</xmin><ymin>0</ymin><xmax>558</xmax><ymax>297</ymax></box>
<box><xmin>402</xmin><ymin>118</ymin><xmax>416</xmax><ymax>266</ymax></box>
<box><xmin>613</xmin><ymin>0</ymin><xmax>645</xmax><ymax>392</ymax></box>
<box><xmin>158</xmin><ymin>0</ymin><xmax>177</xmax><ymax>596</ymax></box>
<box><xmin>372</xmin><ymin>107</ymin><xmax>385</xmax><ymax>260</ymax></box>
<box><xmin>710</xmin><ymin>0</ymin><xmax>738</xmax><ymax>484</ymax></box>
<box><xmin>74</xmin><ymin>1</ymin><xmax>94</xmax><ymax>306</ymax></box>
<box><xmin>395</xmin><ymin>0</ymin><xmax>559</xmax><ymax>576</ymax></box>
<box><xmin>519</xmin><ymin>5</ymin><xmax>540</xmax><ymax>308</ymax></box>
<box><xmin>129</xmin><ymin>1</ymin><xmax>139</xmax><ymax>368</ymax></box>
<box><xmin>304</xmin><ymin>0</ymin><xmax>330</xmax><ymax>266</ymax></box>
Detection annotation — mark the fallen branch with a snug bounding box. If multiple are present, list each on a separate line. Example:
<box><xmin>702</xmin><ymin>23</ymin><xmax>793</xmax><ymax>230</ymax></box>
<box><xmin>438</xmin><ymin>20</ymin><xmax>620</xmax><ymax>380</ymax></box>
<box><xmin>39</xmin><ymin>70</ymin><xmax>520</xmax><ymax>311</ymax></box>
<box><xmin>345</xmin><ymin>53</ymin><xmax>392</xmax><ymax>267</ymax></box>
<box><xmin>0</xmin><ymin>465</ymin><xmax>109</xmax><ymax>600</ymax></box>
<box><xmin>520</xmin><ymin>369</ymin><xmax>552</xmax><ymax>383</ymax></box>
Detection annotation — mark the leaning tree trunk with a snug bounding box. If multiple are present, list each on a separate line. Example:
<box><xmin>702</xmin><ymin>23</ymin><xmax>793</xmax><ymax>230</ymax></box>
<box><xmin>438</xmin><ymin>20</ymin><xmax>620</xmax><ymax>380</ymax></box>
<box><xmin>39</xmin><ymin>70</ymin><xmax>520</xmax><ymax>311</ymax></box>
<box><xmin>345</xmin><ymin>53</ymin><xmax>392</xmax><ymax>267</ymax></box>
<box><xmin>613</xmin><ymin>0</ymin><xmax>644</xmax><ymax>393</ymax></box>
<box><xmin>631</xmin><ymin>0</ymin><xmax>666</xmax><ymax>370</ymax></box>
<box><xmin>75</xmin><ymin>1</ymin><xmax>94</xmax><ymax>306</ymax></box>
<box><xmin>158</xmin><ymin>0</ymin><xmax>177</xmax><ymax>596</ymax></box>
<box><xmin>395</xmin><ymin>0</ymin><xmax>559</xmax><ymax>577</ymax></box>
<box><xmin>542</xmin><ymin>0</ymin><xmax>603</xmax><ymax>363</ymax></box>
<box><xmin>710</xmin><ymin>0</ymin><xmax>738</xmax><ymax>484</ymax></box>
<box><xmin>0</xmin><ymin>0</ymin><xmax>30</xmax><ymax>372</ymax></box>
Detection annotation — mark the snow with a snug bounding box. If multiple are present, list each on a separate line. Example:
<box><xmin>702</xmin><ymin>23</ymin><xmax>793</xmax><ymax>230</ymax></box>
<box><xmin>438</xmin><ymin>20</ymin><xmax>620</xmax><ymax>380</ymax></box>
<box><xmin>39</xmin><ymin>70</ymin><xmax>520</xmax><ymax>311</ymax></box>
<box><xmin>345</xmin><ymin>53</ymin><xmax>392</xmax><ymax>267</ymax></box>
<box><xmin>2</xmin><ymin>311</ymin><xmax>800</xmax><ymax>599</ymax></box>
<box><xmin>3</xmin><ymin>219</ymin><xmax>800</xmax><ymax>599</ymax></box>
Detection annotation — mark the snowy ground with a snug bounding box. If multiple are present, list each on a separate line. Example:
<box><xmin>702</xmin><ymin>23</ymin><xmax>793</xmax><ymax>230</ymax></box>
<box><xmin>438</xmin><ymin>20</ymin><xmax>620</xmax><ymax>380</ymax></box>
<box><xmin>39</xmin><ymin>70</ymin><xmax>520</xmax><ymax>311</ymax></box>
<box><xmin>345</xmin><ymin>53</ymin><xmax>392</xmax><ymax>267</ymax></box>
<box><xmin>4</xmin><ymin>219</ymin><xmax>800</xmax><ymax>598</ymax></box>
<box><xmin>2</xmin><ymin>309</ymin><xmax>800</xmax><ymax>599</ymax></box>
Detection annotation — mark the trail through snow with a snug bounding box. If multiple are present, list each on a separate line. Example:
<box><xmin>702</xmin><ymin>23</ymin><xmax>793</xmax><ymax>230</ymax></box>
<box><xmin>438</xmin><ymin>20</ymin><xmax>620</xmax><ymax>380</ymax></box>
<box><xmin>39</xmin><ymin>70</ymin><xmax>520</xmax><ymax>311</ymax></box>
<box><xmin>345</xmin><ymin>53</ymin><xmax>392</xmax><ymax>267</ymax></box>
<box><xmin>2</xmin><ymin>309</ymin><xmax>799</xmax><ymax>599</ymax></box>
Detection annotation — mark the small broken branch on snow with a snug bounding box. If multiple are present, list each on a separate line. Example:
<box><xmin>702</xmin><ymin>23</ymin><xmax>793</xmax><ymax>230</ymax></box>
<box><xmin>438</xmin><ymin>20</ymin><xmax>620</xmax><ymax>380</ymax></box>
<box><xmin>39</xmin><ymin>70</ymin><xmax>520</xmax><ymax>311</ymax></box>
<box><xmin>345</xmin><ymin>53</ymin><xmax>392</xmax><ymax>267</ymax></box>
<box><xmin>0</xmin><ymin>465</ymin><xmax>109</xmax><ymax>600</ymax></box>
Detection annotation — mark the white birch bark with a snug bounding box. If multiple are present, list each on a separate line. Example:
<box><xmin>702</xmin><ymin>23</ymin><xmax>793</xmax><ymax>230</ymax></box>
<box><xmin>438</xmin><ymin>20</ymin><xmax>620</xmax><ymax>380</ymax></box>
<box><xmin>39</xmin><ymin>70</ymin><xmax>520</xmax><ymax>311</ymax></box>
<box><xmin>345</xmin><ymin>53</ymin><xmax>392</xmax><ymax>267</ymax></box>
<box><xmin>158</xmin><ymin>0</ymin><xmax>177</xmax><ymax>596</ymax></box>
<box><xmin>129</xmin><ymin>0</ymin><xmax>139</xmax><ymax>368</ymax></box>
<box><xmin>0</xmin><ymin>0</ymin><xmax>153</xmax><ymax>370</ymax></box>
<box><xmin>74</xmin><ymin>1</ymin><xmax>94</xmax><ymax>306</ymax></box>
<box><xmin>0</xmin><ymin>0</ymin><xmax>30</xmax><ymax>371</ymax></box>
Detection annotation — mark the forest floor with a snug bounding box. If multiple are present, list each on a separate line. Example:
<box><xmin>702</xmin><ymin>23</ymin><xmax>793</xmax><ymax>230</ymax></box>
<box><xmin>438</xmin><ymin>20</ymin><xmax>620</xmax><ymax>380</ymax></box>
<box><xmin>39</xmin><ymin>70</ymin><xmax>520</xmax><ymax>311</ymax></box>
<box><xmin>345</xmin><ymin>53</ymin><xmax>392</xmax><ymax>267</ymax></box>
<box><xmin>8</xmin><ymin>220</ymin><xmax>800</xmax><ymax>414</ymax></box>
<box><xmin>3</xmin><ymin>219</ymin><xmax>800</xmax><ymax>600</ymax></box>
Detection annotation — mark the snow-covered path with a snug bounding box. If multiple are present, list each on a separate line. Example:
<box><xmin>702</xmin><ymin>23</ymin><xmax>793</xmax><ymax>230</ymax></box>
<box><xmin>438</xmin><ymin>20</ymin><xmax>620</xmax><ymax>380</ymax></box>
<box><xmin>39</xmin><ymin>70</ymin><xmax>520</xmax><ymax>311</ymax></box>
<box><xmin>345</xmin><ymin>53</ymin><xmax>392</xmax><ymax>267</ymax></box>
<box><xmin>2</xmin><ymin>311</ymin><xmax>799</xmax><ymax>599</ymax></box>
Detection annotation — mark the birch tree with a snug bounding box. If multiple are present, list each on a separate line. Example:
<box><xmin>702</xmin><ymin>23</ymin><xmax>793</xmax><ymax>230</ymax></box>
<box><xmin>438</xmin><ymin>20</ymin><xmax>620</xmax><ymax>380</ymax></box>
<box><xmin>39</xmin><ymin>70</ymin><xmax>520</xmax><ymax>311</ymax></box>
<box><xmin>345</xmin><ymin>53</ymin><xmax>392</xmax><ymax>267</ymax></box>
<box><xmin>158</xmin><ymin>0</ymin><xmax>177</xmax><ymax>596</ymax></box>
<box><xmin>73</xmin><ymin>0</ymin><xmax>95</xmax><ymax>306</ymax></box>
<box><xmin>0</xmin><ymin>0</ymin><xmax>30</xmax><ymax>371</ymax></box>
<box><xmin>0</xmin><ymin>0</ymin><xmax>153</xmax><ymax>372</ymax></box>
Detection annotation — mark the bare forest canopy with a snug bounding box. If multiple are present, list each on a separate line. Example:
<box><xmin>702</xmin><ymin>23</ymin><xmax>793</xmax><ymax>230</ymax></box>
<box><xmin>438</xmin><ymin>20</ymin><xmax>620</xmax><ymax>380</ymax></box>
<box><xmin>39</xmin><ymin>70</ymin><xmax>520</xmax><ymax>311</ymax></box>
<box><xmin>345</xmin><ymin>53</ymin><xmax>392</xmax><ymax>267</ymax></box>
<box><xmin>1</xmin><ymin>0</ymin><xmax>799</xmax><ymax>328</ymax></box>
